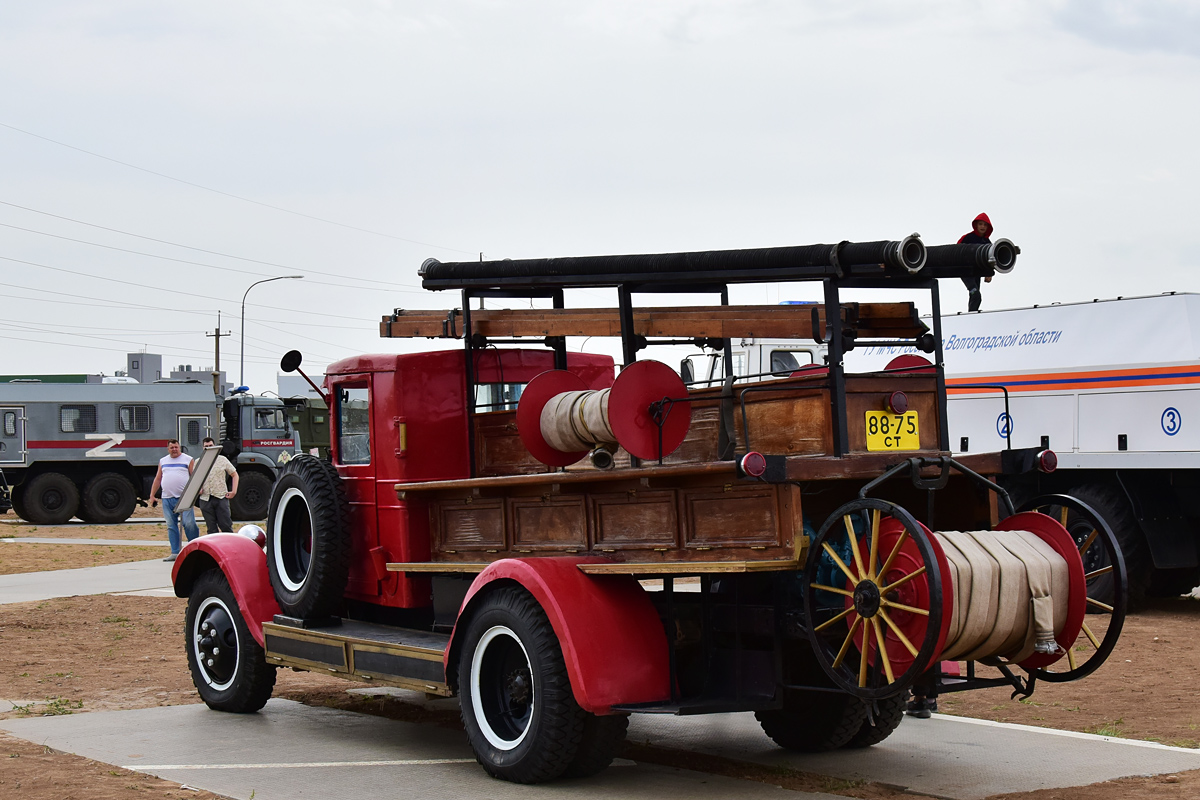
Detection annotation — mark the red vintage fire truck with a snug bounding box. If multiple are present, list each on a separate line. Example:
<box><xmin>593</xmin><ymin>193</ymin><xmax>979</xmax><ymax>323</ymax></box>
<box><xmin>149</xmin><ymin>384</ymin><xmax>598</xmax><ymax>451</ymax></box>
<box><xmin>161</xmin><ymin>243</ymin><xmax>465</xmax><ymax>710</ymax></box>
<box><xmin>171</xmin><ymin>236</ymin><xmax>1126</xmax><ymax>784</ymax></box>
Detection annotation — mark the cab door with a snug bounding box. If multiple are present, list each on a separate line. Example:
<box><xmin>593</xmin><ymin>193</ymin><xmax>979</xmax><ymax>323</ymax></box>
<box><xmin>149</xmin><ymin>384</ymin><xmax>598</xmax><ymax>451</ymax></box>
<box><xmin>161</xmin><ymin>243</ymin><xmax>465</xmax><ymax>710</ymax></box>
<box><xmin>330</xmin><ymin>375</ymin><xmax>379</xmax><ymax>598</ymax></box>
<box><xmin>0</xmin><ymin>407</ymin><xmax>25</xmax><ymax>464</ymax></box>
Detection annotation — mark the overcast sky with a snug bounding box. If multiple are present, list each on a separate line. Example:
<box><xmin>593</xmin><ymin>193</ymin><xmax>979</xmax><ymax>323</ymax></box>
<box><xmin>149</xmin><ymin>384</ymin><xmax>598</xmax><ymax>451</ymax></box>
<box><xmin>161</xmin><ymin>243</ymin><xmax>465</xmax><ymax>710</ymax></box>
<box><xmin>2</xmin><ymin>1</ymin><xmax>1198</xmax><ymax>391</ymax></box>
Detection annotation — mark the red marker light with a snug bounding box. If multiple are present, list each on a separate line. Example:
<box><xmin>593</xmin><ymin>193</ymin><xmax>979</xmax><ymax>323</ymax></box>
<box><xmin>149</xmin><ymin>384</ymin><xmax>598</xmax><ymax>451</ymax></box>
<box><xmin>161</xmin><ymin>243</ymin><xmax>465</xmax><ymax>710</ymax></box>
<box><xmin>888</xmin><ymin>391</ymin><xmax>909</xmax><ymax>415</ymax></box>
<box><xmin>1037</xmin><ymin>449</ymin><xmax>1058</xmax><ymax>473</ymax></box>
<box><xmin>740</xmin><ymin>451</ymin><xmax>767</xmax><ymax>478</ymax></box>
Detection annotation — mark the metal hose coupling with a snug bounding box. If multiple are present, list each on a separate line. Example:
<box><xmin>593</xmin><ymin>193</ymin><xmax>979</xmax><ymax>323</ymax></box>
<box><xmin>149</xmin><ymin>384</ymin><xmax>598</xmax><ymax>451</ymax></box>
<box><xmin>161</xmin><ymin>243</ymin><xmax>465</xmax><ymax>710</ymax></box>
<box><xmin>989</xmin><ymin>239</ymin><xmax>1020</xmax><ymax>274</ymax></box>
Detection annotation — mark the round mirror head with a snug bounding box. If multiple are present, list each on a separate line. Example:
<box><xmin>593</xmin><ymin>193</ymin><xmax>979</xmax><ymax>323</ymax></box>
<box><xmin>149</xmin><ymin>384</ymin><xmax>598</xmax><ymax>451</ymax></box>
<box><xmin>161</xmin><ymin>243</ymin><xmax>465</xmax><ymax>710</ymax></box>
<box><xmin>280</xmin><ymin>350</ymin><xmax>303</xmax><ymax>373</ymax></box>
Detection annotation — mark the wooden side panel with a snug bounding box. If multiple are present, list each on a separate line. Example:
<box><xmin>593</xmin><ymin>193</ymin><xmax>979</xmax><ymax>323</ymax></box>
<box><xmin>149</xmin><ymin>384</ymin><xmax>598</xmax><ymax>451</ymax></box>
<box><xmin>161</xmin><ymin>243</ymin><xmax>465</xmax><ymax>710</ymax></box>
<box><xmin>511</xmin><ymin>496</ymin><xmax>588</xmax><ymax>551</ymax></box>
<box><xmin>844</xmin><ymin>376</ymin><xmax>940</xmax><ymax>453</ymax></box>
<box><xmin>591</xmin><ymin>490</ymin><xmax>679</xmax><ymax>550</ymax></box>
<box><xmin>434</xmin><ymin>499</ymin><xmax>505</xmax><ymax>551</ymax></box>
<box><xmin>474</xmin><ymin>411</ymin><xmax>551</xmax><ymax>476</ymax></box>
<box><xmin>740</xmin><ymin>391</ymin><xmax>831</xmax><ymax>455</ymax></box>
<box><xmin>681</xmin><ymin>484</ymin><xmax>784</xmax><ymax>549</ymax></box>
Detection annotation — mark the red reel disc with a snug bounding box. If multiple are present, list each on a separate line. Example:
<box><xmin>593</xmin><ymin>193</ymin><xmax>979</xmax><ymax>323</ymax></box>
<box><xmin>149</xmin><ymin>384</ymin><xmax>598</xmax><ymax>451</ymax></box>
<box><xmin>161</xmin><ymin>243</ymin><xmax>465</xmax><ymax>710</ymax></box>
<box><xmin>997</xmin><ymin>511</ymin><xmax>1087</xmax><ymax>670</ymax></box>
<box><xmin>844</xmin><ymin>517</ymin><xmax>953</xmax><ymax>676</ymax></box>
<box><xmin>608</xmin><ymin>360</ymin><xmax>692</xmax><ymax>461</ymax></box>
<box><xmin>515</xmin><ymin>370</ymin><xmax>590</xmax><ymax>467</ymax></box>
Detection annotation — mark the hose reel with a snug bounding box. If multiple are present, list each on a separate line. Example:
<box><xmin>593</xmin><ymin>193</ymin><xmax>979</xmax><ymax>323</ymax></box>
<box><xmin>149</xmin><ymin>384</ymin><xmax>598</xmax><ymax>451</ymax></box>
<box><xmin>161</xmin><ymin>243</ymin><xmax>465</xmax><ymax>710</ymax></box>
<box><xmin>804</xmin><ymin>498</ymin><xmax>1114</xmax><ymax>700</ymax></box>
<box><xmin>516</xmin><ymin>361</ymin><xmax>692</xmax><ymax>467</ymax></box>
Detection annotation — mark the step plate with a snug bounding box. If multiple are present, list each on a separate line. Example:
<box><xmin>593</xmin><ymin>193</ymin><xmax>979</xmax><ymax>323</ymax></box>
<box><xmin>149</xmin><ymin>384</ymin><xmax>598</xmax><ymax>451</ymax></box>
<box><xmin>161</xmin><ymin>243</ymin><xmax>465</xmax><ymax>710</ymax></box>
<box><xmin>263</xmin><ymin>619</ymin><xmax>453</xmax><ymax>697</ymax></box>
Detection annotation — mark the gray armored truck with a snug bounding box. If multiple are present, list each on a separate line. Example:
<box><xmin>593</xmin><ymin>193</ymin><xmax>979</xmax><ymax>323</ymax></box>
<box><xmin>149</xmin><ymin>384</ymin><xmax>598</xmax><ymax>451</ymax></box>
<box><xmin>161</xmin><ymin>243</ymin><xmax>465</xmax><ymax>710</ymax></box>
<box><xmin>0</xmin><ymin>382</ymin><xmax>298</xmax><ymax>524</ymax></box>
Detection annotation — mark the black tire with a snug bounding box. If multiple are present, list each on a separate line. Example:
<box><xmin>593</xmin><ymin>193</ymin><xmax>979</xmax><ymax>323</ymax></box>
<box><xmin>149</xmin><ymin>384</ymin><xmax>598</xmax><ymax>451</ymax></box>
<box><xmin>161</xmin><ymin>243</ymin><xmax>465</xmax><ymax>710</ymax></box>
<box><xmin>1068</xmin><ymin>484</ymin><xmax>1148</xmax><ymax>607</ymax></box>
<box><xmin>562</xmin><ymin>714</ymin><xmax>629</xmax><ymax>779</ymax></box>
<box><xmin>265</xmin><ymin>456</ymin><xmax>350</xmax><ymax>619</ymax></box>
<box><xmin>22</xmin><ymin>472</ymin><xmax>80</xmax><ymax>525</ymax></box>
<box><xmin>81</xmin><ymin>472</ymin><xmax>137</xmax><ymax>524</ymax></box>
<box><xmin>844</xmin><ymin>693</ymin><xmax>907</xmax><ymax>748</ymax></box>
<box><xmin>185</xmin><ymin>569</ymin><xmax>277</xmax><ymax>712</ymax></box>
<box><xmin>755</xmin><ymin>690</ymin><xmax>869</xmax><ymax>752</ymax></box>
<box><xmin>230</xmin><ymin>471</ymin><xmax>272</xmax><ymax>521</ymax></box>
<box><xmin>459</xmin><ymin>587</ymin><xmax>588</xmax><ymax>783</ymax></box>
<box><xmin>9</xmin><ymin>486</ymin><xmax>27</xmax><ymax>520</ymax></box>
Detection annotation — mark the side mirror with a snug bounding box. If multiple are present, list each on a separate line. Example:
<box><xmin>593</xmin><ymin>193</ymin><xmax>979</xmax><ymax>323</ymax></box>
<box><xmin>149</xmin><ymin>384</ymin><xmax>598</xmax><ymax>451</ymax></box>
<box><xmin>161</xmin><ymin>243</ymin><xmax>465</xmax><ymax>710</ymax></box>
<box><xmin>280</xmin><ymin>350</ymin><xmax>303</xmax><ymax>373</ymax></box>
<box><xmin>680</xmin><ymin>359</ymin><xmax>694</xmax><ymax>385</ymax></box>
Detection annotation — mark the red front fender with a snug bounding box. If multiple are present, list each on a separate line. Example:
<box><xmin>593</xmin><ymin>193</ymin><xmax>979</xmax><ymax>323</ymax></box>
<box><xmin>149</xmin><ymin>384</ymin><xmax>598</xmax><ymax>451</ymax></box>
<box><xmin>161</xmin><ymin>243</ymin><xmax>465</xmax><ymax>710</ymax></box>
<box><xmin>447</xmin><ymin>558</ymin><xmax>670</xmax><ymax>714</ymax></box>
<box><xmin>171</xmin><ymin>534</ymin><xmax>281</xmax><ymax>647</ymax></box>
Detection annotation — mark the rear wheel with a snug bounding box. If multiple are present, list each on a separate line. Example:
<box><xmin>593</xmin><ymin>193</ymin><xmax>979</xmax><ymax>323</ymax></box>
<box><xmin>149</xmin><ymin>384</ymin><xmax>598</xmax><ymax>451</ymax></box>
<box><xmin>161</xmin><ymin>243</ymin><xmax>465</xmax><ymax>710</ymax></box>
<box><xmin>230</xmin><ymin>471</ymin><xmax>272</xmax><ymax>521</ymax></box>
<box><xmin>459</xmin><ymin>587</ymin><xmax>588</xmax><ymax>783</ymax></box>
<box><xmin>185</xmin><ymin>570</ymin><xmax>276</xmax><ymax>712</ymax></box>
<box><xmin>81</xmin><ymin>472</ymin><xmax>137</xmax><ymax>524</ymax></box>
<box><xmin>844</xmin><ymin>693</ymin><xmax>907</xmax><ymax>748</ymax></box>
<box><xmin>9</xmin><ymin>486</ymin><xmax>26</xmax><ymax>520</ymax></box>
<box><xmin>755</xmin><ymin>690</ymin><xmax>869</xmax><ymax>752</ymax></box>
<box><xmin>1062</xmin><ymin>484</ymin><xmax>1146</xmax><ymax>607</ymax></box>
<box><xmin>22</xmin><ymin>472</ymin><xmax>79</xmax><ymax>525</ymax></box>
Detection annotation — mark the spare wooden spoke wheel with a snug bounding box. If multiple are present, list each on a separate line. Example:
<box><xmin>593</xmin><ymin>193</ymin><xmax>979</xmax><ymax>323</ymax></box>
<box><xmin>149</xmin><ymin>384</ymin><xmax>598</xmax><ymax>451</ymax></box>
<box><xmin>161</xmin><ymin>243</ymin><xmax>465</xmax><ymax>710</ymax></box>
<box><xmin>1017</xmin><ymin>494</ymin><xmax>1127</xmax><ymax>682</ymax></box>
<box><xmin>804</xmin><ymin>498</ymin><xmax>948</xmax><ymax>700</ymax></box>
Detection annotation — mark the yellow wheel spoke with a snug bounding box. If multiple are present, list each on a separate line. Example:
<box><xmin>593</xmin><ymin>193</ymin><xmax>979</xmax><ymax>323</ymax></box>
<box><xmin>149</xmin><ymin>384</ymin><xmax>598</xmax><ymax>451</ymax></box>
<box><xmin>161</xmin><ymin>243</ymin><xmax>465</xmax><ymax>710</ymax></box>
<box><xmin>867</xmin><ymin>509</ymin><xmax>882</xmax><ymax>580</ymax></box>
<box><xmin>1081</xmin><ymin>621</ymin><xmax>1101</xmax><ymax>650</ymax></box>
<box><xmin>814</xmin><ymin>604</ymin><xmax>856</xmax><ymax>633</ymax></box>
<box><xmin>1078</xmin><ymin>528</ymin><xmax>1098</xmax><ymax>557</ymax></box>
<box><xmin>1059</xmin><ymin>506</ymin><xmax>1068</xmax><ymax>527</ymax></box>
<box><xmin>872</xmin><ymin>612</ymin><xmax>895</xmax><ymax>683</ymax></box>
<box><xmin>879</xmin><ymin>598</ymin><xmax>930</xmax><ymax>617</ymax></box>
<box><xmin>877</xmin><ymin>528</ymin><xmax>909</xmax><ymax>581</ymax></box>
<box><xmin>822</xmin><ymin>542</ymin><xmax>858</xmax><ymax>585</ymax></box>
<box><xmin>1066</xmin><ymin>643</ymin><xmax>1077</xmax><ymax>670</ymax></box>
<box><xmin>1084</xmin><ymin>565</ymin><xmax>1113</xmax><ymax>580</ymax></box>
<box><xmin>877</xmin><ymin>607</ymin><xmax>919</xmax><ymax>657</ymax></box>
<box><xmin>858</xmin><ymin>617</ymin><xmax>874</xmax><ymax>687</ymax></box>
<box><xmin>812</xmin><ymin>583</ymin><xmax>854</xmax><ymax>598</ymax></box>
<box><xmin>1086</xmin><ymin>597</ymin><xmax>1114</xmax><ymax>613</ymax></box>
<box><xmin>833</xmin><ymin>615</ymin><xmax>862</xmax><ymax>669</ymax></box>
<box><xmin>881</xmin><ymin>565</ymin><xmax>927</xmax><ymax>595</ymax></box>
<box><xmin>845</xmin><ymin>516</ymin><xmax>867</xmax><ymax>582</ymax></box>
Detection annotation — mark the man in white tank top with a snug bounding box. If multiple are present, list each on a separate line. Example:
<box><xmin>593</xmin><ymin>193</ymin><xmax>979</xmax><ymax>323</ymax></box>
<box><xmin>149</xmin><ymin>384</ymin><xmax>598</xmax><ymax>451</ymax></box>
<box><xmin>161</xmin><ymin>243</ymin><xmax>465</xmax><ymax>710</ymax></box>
<box><xmin>148</xmin><ymin>439</ymin><xmax>200</xmax><ymax>561</ymax></box>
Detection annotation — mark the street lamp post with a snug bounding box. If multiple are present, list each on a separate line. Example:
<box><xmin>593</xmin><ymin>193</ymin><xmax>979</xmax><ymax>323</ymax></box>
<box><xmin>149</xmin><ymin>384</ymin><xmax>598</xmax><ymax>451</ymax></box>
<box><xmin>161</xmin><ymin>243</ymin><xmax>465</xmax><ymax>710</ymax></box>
<box><xmin>241</xmin><ymin>275</ymin><xmax>304</xmax><ymax>389</ymax></box>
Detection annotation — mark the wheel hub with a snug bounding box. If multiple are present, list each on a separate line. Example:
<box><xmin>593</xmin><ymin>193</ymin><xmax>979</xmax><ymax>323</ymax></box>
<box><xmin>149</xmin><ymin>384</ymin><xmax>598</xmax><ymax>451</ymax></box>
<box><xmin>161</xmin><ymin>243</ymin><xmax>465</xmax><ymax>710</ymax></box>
<box><xmin>505</xmin><ymin>668</ymin><xmax>531</xmax><ymax>705</ymax></box>
<box><xmin>853</xmin><ymin>579</ymin><xmax>881</xmax><ymax>618</ymax></box>
<box><xmin>196</xmin><ymin>607</ymin><xmax>237</xmax><ymax>684</ymax></box>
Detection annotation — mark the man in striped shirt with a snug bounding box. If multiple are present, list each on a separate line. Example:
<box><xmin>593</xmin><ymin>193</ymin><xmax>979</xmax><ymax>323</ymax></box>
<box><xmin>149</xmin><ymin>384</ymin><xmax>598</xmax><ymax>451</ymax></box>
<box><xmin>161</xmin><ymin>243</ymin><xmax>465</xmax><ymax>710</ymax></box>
<box><xmin>149</xmin><ymin>439</ymin><xmax>200</xmax><ymax>562</ymax></box>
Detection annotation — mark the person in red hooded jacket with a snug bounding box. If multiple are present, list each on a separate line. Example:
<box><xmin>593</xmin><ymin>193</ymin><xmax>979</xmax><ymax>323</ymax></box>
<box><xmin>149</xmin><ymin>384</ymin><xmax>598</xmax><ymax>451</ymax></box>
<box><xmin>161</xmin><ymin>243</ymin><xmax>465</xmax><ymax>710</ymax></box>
<box><xmin>958</xmin><ymin>213</ymin><xmax>993</xmax><ymax>312</ymax></box>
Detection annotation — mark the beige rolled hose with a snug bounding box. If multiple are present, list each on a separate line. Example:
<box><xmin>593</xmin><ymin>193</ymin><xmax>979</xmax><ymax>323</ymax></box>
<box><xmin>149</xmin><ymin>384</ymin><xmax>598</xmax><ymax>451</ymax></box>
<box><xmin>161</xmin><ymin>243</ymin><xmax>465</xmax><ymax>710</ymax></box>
<box><xmin>931</xmin><ymin>530</ymin><xmax>1069</xmax><ymax>663</ymax></box>
<box><xmin>540</xmin><ymin>389</ymin><xmax>617</xmax><ymax>453</ymax></box>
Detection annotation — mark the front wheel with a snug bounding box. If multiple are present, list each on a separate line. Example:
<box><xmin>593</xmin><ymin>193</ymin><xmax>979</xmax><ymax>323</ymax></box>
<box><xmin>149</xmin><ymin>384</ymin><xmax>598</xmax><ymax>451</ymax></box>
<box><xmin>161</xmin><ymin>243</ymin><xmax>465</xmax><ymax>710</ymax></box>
<box><xmin>185</xmin><ymin>569</ymin><xmax>277</xmax><ymax>712</ymax></box>
<box><xmin>22</xmin><ymin>472</ymin><xmax>80</xmax><ymax>525</ymax></box>
<box><xmin>459</xmin><ymin>587</ymin><xmax>594</xmax><ymax>783</ymax></box>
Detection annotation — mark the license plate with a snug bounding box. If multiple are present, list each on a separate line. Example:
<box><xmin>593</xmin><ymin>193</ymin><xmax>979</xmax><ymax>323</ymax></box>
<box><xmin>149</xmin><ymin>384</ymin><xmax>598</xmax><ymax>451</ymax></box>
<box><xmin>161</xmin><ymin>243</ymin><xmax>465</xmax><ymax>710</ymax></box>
<box><xmin>865</xmin><ymin>411</ymin><xmax>919</xmax><ymax>451</ymax></box>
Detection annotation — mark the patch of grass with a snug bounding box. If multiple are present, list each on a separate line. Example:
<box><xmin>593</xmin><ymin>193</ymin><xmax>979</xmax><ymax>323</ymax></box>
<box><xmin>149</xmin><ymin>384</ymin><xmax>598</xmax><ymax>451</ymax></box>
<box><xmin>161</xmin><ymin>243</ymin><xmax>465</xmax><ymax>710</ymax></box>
<box><xmin>1167</xmin><ymin>739</ymin><xmax>1200</xmax><ymax>749</ymax></box>
<box><xmin>1086</xmin><ymin>718</ymin><xmax>1126</xmax><ymax>737</ymax></box>
<box><xmin>46</xmin><ymin>672</ymin><xmax>74</xmax><ymax>679</ymax></box>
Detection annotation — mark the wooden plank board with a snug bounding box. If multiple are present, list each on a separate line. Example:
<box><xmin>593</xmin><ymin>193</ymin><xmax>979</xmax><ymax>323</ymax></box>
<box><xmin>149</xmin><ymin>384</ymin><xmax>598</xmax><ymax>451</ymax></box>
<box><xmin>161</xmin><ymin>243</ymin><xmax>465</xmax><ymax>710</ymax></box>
<box><xmin>381</xmin><ymin>303</ymin><xmax>926</xmax><ymax>341</ymax></box>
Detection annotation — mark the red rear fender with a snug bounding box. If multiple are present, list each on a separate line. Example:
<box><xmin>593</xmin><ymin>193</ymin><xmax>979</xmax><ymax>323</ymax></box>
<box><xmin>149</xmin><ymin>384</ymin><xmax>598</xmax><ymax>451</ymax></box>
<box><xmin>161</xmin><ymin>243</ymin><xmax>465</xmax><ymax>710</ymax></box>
<box><xmin>447</xmin><ymin>558</ymin><xmax>670</xmax><ymax>714</ymax></box>
<box><xmin>172</xmin><ymin>534</ymin><xmax>280</xmax><ymax>646</ymax></box>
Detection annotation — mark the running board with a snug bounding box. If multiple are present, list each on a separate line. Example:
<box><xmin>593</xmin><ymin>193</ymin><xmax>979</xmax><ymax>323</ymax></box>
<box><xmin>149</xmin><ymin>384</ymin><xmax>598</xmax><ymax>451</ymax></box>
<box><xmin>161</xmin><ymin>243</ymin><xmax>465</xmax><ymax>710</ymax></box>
<box><xmin>263</xmin><ymin>618</ymin><xmax>453</xmax><ymax>697</ymax></box>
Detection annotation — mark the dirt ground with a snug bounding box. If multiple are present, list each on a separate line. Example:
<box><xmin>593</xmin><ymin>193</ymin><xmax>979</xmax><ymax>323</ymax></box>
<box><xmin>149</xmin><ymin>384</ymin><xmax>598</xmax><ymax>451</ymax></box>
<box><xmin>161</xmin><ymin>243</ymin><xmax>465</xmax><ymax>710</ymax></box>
<box><xmin>0</xmin><ymin>590</ymin><xmax>1198</xmax><ymax>800</ymax></box>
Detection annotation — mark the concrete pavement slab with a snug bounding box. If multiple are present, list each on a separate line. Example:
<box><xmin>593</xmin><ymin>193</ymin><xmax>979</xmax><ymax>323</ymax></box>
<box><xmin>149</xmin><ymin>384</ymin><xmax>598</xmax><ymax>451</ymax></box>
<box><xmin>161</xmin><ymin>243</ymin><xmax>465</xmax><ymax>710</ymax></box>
<box><xmin>1</xmin><ymin>537</ymin><xmax>169</xmax><ymax>546</ymax></box>
<box><xmin>628</xmin><ymin>710</ymin><xmax>1200</xmax><ymax>799</ymax></box>
<box><xmin>0</xmin><ymin>699</ymin><xmax>838</xmax><ymax>800</ymax></box>
<box><xmin>0</xmin><ymin>519</ymin><xmax>163</xmax><ymax>528</ymax></box>
<box><xmin>0</xmin><ymin>558</ymin><xmax>172</xmax><ymax>604</ymax></box>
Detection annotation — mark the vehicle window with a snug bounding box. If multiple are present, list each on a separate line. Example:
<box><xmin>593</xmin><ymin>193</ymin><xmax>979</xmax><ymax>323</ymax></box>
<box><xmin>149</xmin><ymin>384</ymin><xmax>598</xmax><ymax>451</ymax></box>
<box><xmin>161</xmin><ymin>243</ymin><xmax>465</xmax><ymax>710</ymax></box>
<box><xmin>475</xmin><ymin>382</ymin><xmax>526</xmax><ymax>412</ymax></box>
<box><xmin>254</xmin><ymin>408</ymin><xmax>286</xmax><ymax>430</ymax></box>
<box><xmin>185</xmin><ymin>420</ymin><xmax>202</xmax><ymax>445</ymax></box>
<box><xmin>118</xmin><ymin>405</ymin><xmax>152</xmax><ymax>432</ymax></box>
<box><xmin>60</xmin><ymin>405</ymin><xmax>97</xmax><ymax>433</ymax></box>
<box><xmin>337</xmin><ymin>387</ymin><xmax>370</xmax><ymax>465</ymax></box>
<box><xmin>2</xmin><ymin>412</ymin><xmax>15</xmax><ymax>437</ymax></box>
<box><xmin>770</xmin><ymin>350</ymin><xmax>814</xmax><ymax>375</ymax></box>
